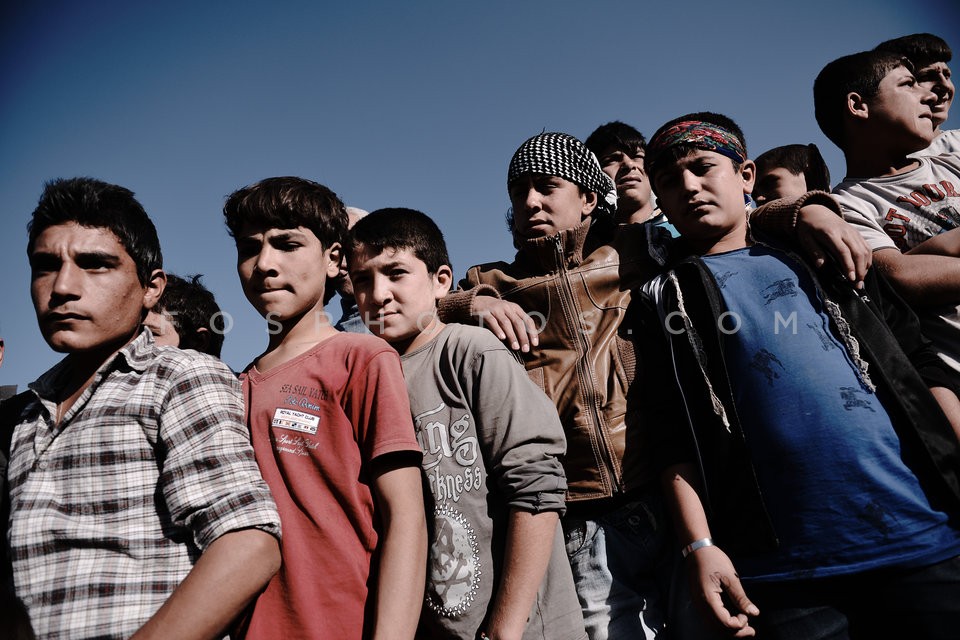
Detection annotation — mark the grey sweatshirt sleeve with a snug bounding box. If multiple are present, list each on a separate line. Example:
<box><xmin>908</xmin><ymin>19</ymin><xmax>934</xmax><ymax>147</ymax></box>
<box><xmin>466</xmin><ymin>339</ymin><xmax>568</xmax><ymax>514</ymax></box>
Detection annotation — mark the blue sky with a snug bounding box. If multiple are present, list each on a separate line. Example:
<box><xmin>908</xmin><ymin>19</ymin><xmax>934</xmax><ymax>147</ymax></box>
<box><xmin>2</xmin><ymin>0</ymin><xmax>958</xmax><ymax>388</ymax></box>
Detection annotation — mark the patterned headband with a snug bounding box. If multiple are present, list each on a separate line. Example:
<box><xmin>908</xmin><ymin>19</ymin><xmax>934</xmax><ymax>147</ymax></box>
<box><xmin>646</xmin><ymin>120</ymin><xmax>747</xmax><ymax>176</ymax></box>
<box><xmin>508</xmin><ymin>132</ymin><xmax>617</xmax><ymax>215</ymax></box>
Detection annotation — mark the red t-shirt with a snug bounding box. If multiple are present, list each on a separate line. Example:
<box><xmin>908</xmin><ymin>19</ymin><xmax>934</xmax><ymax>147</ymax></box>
<box><xmin>239</xmin><ymin>333</ymin><xmax>420</xmax><ymax>640</ymax></box>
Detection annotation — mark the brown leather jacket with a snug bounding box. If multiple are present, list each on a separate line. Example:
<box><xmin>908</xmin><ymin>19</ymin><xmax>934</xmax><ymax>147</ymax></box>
<box><xmin>439</xmin><ymin>218</ymin><xmax>671</xmax><ymax>503</ymax></box>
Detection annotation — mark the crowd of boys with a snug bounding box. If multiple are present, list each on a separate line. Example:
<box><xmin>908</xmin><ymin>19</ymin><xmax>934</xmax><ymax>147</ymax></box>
<box><xmin>1</xmin><ymin>31</ymin><xmax>958</xmax><ymax>640</ymax></box>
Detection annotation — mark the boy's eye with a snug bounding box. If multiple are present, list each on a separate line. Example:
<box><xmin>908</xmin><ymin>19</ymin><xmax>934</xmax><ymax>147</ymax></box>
<box><xmin>236</xmin><ymin>241</ymin><xmax>259</xmax><ymax>258</ymax></box>
<box><xmin>655</xmin><ymin>173</ymin><xmax>678</xmax><ymax>190</ymax></box>
<box><xmin>692</xmin><ymin>162</ymin><xmax>715</xmax><ymax>176</ymax></box>
<box><xmin>29</xmin><ymin>254</ymin><xmax>60</xmax><ymax>274</ymax></box>
<box><xmin>350</xmin><ymin>273</ymin><xmax>369</xmax><ymax>287</ymax></box>
<box><xmin>600</xmin><ymin>153</ymin><xmax>623</xmax><ymax>167</ymax></box>
<box><xmin>273</xmin><ymin>240</ymin><xmax>301</xmax><ymax>251</ymax></box>
<box><xmin>76</xmin><ymin>255</ymin><xmax>116</xmax><ymax>271</ymax></box>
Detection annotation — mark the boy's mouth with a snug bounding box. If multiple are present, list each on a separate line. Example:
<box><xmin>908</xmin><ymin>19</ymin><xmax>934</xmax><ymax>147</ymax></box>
<box><xmin>43</xmin><ymin>311</ymin><xmax>89</xmax><ymax>327</ymax></box>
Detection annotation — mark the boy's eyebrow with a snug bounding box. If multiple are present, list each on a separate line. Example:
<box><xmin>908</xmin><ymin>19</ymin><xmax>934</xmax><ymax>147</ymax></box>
<box><xmin>29</xmin><ymin>249</ymin><xmax>122</xmax><ymax>267</ymax></box>
<box><xmin>76</xmin><ymin>250</ymin><xmax>123</xmax><ymax>265</ymax></box>
<box><xmin>271</xmin><ymin>230</ymin><xmax>308</xmax><ymax>241</ymax></box>
<box><xmin>375</xmin><ymin>258</ymin><xmax>408</xmax><ymax>271</ymax></box>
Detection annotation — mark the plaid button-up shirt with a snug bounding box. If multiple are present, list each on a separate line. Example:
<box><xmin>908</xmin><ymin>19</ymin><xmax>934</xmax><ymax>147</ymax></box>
<box><xmin>6</xmin><ymin>331</ymin><xmax>281</xmax><ymax>639</ymax></box>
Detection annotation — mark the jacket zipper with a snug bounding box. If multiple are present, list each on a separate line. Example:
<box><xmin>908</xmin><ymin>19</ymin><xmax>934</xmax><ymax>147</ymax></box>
<box><xmin>553</xmin><ymin>235</ymin><xmax>617</xmax><ymax>495</ymax></box>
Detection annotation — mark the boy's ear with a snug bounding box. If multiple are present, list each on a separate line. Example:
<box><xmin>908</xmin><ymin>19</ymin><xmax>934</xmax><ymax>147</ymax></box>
<box><xmin>325</xmin><ymin>242</ymin><xmax>343</xmax><ymax>279</ymax></box>
<box><xmin>433</xmin><ymin>265</ymin><xmax>454</xmax><ymax>300</ymax></box>
<box><xmin>581</xmin><ymin>190</ymin><xmax>599</xmax><ymax>218</ymax></box>
<box><xmin>336</xmin><ymin>247</ymin><xmax>349</xmax><ymax>279</ymax></box>
<box><xmin>847</xmin><ymin>91</ymin><xmax>870</xmax><ymax>122</ymax></box>
<box><xmin>740</xmin><ymin>160</ymin><xmax>757</xmax><ymax>195</ymax></box>
<box><xmin>143</xmin><ymin>269</ymin><xmax>166</xmax><ymax>312</ymax></box>
<box><xmin>190</xmin><ymin>327</ymin><xmax>212</xmax><ymax>353</ymax></box>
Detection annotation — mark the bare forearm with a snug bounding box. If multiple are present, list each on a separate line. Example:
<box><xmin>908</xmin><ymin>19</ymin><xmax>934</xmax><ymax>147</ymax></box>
<box><xmin>485</xmin><ymin>510</ymin><xmax>560</xmax><ymax>640</ymax></box>
<box><xmin>663</xmin><ymin>463</ymin><xmax>711</xmax><ymax>544</ymax></box>
<box><xmin>907</xmin><ymin>229</ymin><xmax>960</xmax><ymax>257</ymax></box>
<box><xmin>875</xmin><ymin>249</ymin><xmax>960</xmax><ymax>306</ymax></box>
<box><xmin>662</xmin><ymin>464</ymin><xmax>758</xmax><ymax>635</ymax></box>
<box><xmin>371</xmin><ymin>464</ymin><xmax>427</xmax><ymax>640</ymax></box>
<box><xmin>930</xmin><ymin>386</ymin><xmax>960</xmax><ymax>442</ymax></box>
<box><xmin>130</xmin><ymin>529</ymin><xmax>280</xmax><ymax>640</ymax></box>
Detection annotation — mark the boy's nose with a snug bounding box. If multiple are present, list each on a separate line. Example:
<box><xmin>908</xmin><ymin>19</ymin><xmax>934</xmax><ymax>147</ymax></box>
<box><xmin>254</xmin><ymin>245</ymin><xmax>278</xmax><ymax>274</ymax></box>
<box><xmin>680</xmin><ymin>171</ymin><xmax>700</xmax><ymax>193</ymax></box>
<box><xmin>51</xmin><ymin>263</ymin><xmax>81</xmax><ymax>298</ymax></box>
<box><xmin>919</xmin><ymin>86</ymin><xmax>939</xmax><ymax>104</ymax></box>
<box><xmin>523</xmin><ymin>189</ymin><xmax>541</xmax><ymax>210</ymax></box>
<box><xmin>371</xmin><ymin>277</ymin><xmax>392</xmax><ymax>304</ymax></box>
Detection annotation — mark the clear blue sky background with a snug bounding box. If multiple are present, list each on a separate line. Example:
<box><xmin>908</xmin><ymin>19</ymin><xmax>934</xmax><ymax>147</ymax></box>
<box><xmin>2</xmin><ymin>0</ymin><xmax>958</xmax><ymax>388</ymax></box>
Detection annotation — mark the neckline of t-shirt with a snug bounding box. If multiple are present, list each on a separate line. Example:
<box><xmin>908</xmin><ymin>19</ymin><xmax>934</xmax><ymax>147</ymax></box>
<box><xmin>246</xmin><ymin>332</ymin><xmax>349</xmax><ymax>380</ymax></box>
<box><xmin>399</xmin><ymin>323</ymin><xmax>453</xmax><ymax>360</ymax></box>
<box><xmin>840</xmin><ymin>156</ymin><xmax>928</xmax><ymax>185</ymax></box>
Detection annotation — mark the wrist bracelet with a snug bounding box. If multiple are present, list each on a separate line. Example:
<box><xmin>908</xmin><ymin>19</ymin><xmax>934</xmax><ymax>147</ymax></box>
<box><xmin>681</xmin><ymin>537</ymin><xmax>714</xmax><ymax>558</ymax></box>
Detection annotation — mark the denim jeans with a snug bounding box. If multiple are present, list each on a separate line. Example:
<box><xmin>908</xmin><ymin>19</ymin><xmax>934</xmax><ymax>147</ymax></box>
<box><xmin>744</xmin><ymin>554</ymin><xmax>960</xmax><ymax>640</ymax></box>
<box><xmin>563</xmin><ymin>491</ymin><xmax>671</xmax><ymax>640</ymax></box>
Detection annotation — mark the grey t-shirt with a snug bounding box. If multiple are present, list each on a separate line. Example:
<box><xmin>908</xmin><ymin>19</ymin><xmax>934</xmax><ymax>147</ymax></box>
<box><xmin>402</xmin><ymin>323</ymin><xmax>585</xmax><ymax>640</ymax></box>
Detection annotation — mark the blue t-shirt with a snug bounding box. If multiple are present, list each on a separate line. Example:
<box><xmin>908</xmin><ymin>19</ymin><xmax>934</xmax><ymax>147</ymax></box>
<box><xmin>701</xmin><ymin>244</ymin><xmax>960</xmax><ymax>581</ymax></box>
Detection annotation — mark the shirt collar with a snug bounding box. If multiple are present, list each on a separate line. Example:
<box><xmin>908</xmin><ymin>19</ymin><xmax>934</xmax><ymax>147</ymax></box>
<box><xmin>28</xmin><ymin>328</ymin><xmax>155</xmax><ymax>400</ymax></box>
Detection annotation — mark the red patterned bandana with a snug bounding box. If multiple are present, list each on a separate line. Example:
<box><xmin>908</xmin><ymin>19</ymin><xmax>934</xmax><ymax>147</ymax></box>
<box><xmin>646</xmin><ymin>120</ymin><xmax>747</xmax><ymax>176</ymax></box>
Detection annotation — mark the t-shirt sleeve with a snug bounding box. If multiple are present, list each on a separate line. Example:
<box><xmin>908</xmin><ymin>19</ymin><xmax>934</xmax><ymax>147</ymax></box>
<box><xmin>834</xmin><ymin>192</ymin><xmax>899</xmax><ymax>251</ymax></box>
<box><xmin>466</xmin><ymin>339</ymin><xmax>567</xmax><ymax>514</ymax></box>
<box><xmin>157</xmin><ymin>356</ymin><xmax>281</xmax><ymax>551</ymax></box>
<box><xmin>348</xmin><ymin>349</ymin><xmax>421</xmax><ymax>463</ymax></box>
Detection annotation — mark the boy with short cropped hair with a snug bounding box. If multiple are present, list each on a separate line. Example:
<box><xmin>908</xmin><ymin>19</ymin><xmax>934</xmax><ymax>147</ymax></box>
<box><xmin>224</xmin><ymin>177</ymin><xmax>427</xmax><ymax>640</ymax></box>
<box><xmin>144</xmin><ymin>273</ymin><xmax>225</xmax><ymax>356</ymax></box>
<box><xmin>642</xmin><ymin>112</ymin><xmax>960</xmax><ymax>639</ymax></box>
<box><xmin>875</xmin><ymin>32</ymin><xmax>956</xmax><ymax>155</ymax></box>
<box><xmin>585</xmin><ymin>121</ymin><xmax>663</xmax><ymax>227</ymax></box>
<box><xmin>752</xmin><ymin>143</ymin><xmax>831</xmax><ymax>205</ymax></box>
<box><xmin>7</xmin><ymin>177</ymin><xmax>282</xmax><ymax>639</ymax></box>
<box><xmin>815</xmin><ymin>48</ymin><xmax>960</xmax><ymax>379</ymax></box>
<box><xmin>347</xmin><ymin>208</ymin><xmax>585</xmax><ymax>640</ymax></box>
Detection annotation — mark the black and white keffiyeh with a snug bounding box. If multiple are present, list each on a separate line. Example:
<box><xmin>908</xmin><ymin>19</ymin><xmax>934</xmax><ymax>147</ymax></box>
<box><xmin>507</xmin><ymin>132</ymin><xmax>618</xmax><ymax>215</ymax></box>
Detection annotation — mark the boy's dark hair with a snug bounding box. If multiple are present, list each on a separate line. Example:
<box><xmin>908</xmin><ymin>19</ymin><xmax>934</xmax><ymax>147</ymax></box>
<box><xmin>27</xmin><ymin>177</ymin><xmax>163</xmax><ymax>285</ymax></box>
<box><xmin>348</xmin><ymin>208</ymin><xmax>450</xmax><ymax>275</ymax></box>
<box><xmin>754</xmin><ymin>143</ymin><xmax>832</xmax><ymax>192</ymax></box>
<box><xmin>223</xmin><ymin>176</ymin><xmax>348</xmax><ymax>250</ymax></box>
<box><xmin>813</xmin><ymin>49</ymin><xmax>912</xmax><ymax>148</ymax></box>
<box><xmin>156</xmin><ymin>273</ymin><xmax>225</xmax><ymax>357</ymax></box>
<box><xmin>646</xmin><ymin>112</ymin><xmax>747</xmax><ymax>188</ymax></box>
<box><xmin>584</xmin><ymin>121</ymin><xmax>647</xmax><ymax>157</ymax></box>
<box><xmin>875</xmin><ymin>33</ymin><xmax>952</xmax><ymax>69</ymax></box>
